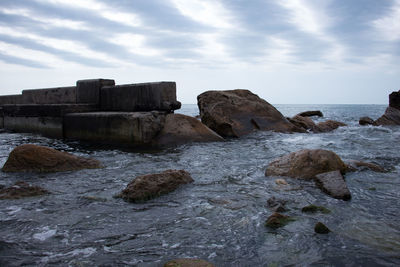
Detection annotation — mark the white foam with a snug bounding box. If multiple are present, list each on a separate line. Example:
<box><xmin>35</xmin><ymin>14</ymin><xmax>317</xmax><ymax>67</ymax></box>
<box><xmin>33</xmin><ymin>227</ymin><xmax>57</xmax><ymax>241</ymax></box>
<box><xmin>7</xmin><ymin>206</ymin><xmax>22</xmax><ymax>215</ymax></box>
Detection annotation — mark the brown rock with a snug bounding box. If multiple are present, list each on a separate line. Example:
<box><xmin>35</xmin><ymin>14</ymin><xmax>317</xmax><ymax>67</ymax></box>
<box><xmin>164</xmin><ymin>258</ymin><xmax>215</xmax><ymax>267</ymax></box>
<box><xmin>389</xmin><ymin>90</ymin><xmax>400</xmax><ymax>110</ymax></box>
<box><xmin>197</xmin><ymin>89</ymin><xmax>304</xmax><ymax>137</ymax></box>
<box><xmin>314</xmin><ymin>170</ymin><xmax>351</xmax><ymax>200</ymax></box>
<box><xmin>359</xmin><ymin>116</ymin><xmax>374</xmax><ymax>126</ymax></box>
<box><xmin>0</xmin><ymin>181</ymin><xmax>49</xmax><ymax>199</ymax></box>
<box><xmin>288</xmin><ymin>115</ymin><xmax>318</xmax><ymax>131</ymax></box>
<box><xmin>297</xmin><ymin>110</ymin><xmax>323</xmax><ymax>117</ymax></box>
<box><xmin>265</xmin><ymin>212</ymin><xmax>295</xmax><ymax>229</ymax></box>
<box><xmin>375</xmin><ymin>106</ymin><xmax>400</xmax><ymax>125</ymax></box>
<box><xmin>345</xmin><ymin>160</ymin><xmax>386</xmax><ymax>173</ymax></box>
<box><xmin>116</xmin><ymin>170</ymin><xmax>194</xmax><ymax>202</ymax></box>
<box><xmin>265</xmin><ymin>149</ymin><xmax>347</xmax><ymax>180</ymax></box>
<box><xmin>315</xmin><ymin>120</ymin><xmax>347</xmax><ymax>132</ymax></box>
<box><xmin>2</xmin><ymin>144</ymin><xmax>102</xmax><ymax>173</ymax></box>
<box><xmin>154</xmin><ymin>113</ymin><xmax>224</xmax><ymax>146</ymax></box>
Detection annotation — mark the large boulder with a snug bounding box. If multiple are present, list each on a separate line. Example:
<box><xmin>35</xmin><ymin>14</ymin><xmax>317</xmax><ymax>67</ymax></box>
<box><xmin>297</xmin><ymin>110</ymin><xmax>323</xmax><ymax>117</ymax></box>
<box><xmin>197</xmin><ymin>90</ymin><xmax>303</xmax><ymax>137</ymax></box>
<box><xmin>315</xmin><ymin>170</ymin><xmax>351</xmax><ymax>200</ymax></box>
<box><xmin>116</xmin><ymin>170</ymin><xmax>194</xmax><ymax>202</ymax></box>
<box><xmin>359</xmin><ymin>116</ymin><xmax>375</xmax><ymax>126</ymax></box>
<box><xmin>287</xmin><ymin>115</ymin><xmax>318</xmax><ymax>132</ymax></box>
<box><xmin>389</xmin><ymin>90</ymin><xmax>400</xmax><ymax>110</ymax></box>
<box><xmin>315</xmin><ymin>120</ymin><xmax>347</xmax><ymax>132</ymax></box>
<box><xmin>2</xmin><ymin>144</ymin><xmax>102</xmax><ymax>173</ymax></box>
<box><xmin>265</xmin><ymin>149</ymin><xmax>347</xmax><ymax>180</ymax></box>
<box><xmin>375</xmin><ymin>90</ymin><xmax>400</xmax><ymax>126</ymax></box>
<box><xmin>0</xmin><ymin>181</ymin><xmax>49</xmax><ymax>199</ymax></box>
<box><xmin>154</xmin><ymin>113</ymin><xmax>224</xmax><ymax>146</ymax></box>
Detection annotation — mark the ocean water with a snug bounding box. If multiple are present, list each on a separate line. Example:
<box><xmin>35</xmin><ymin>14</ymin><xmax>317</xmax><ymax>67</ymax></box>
<box><xmin>0</xmin><ymin>104</ymin><xmax>399</xmax><ymax>267</ymax></box>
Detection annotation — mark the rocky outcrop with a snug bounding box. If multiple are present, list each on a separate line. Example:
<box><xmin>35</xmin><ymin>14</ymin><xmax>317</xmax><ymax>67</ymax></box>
<box><xmin>116</xmin><ymin>170</ymin><xmax>194</xmax><ymax>202</ymax></box>
<box><xmin>345</xmin><ymin>160</ymin><xmax>386</xmax><ymax>173</ymax></box>
<box><xmin>297</xmin><ymin>110</ymin><xmax>323</xmax><ymax>117</ymax></box>
<box><xmin>154</xmin><ymin>113</ymin><xmax>224</xmax><ymax>146</ymax></box>
<box><xmin>359</xmin><ymin>116</ymin><xmax>374</xmax><ymax>126</ymax></box>
<box><xmin>197</xmin><ymin>89</ymin><xmax>303</xmax><ymax>137</ymax></box>
<box><xmin>164</xmin><ymin>258</ymin><xmax>215</xmax><ymax>267</ymax></box>
<box><xmin>2</xmin><ymin>144</ymin><xmax>102</xmax><ymax>173</ymax></box>
<box><xmin>375</xmin><ymin>90</ymin><xmax>400</xmax><ymax>126</ymax></box>
<box><xmin>315</xmin><ymin>170</ymin><xmax>351</xmax><ymax>200</ymax></box>
<box><xmin>0</xmin><ymin>181</ymin><xmax>49</xmax><ymax>199</ymax></box>
<box><xmin>287</xmin><ymin>115</ymin><xmax>318</xmax><ymax>132</ymax></box>
<box><xmin>265</xmin><ymin>149</ymin><xmax>347</xmax><ymax>180</ymax></box>
<box><xmin>315</xmin><ymin>120</ymin><xmax>347</xmax><ymax>132</ymax></box>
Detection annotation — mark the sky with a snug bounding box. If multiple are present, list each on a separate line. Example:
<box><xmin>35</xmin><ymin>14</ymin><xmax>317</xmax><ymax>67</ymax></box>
<box><xmin>0</xmin><ymin>0</ymin><xmax>399</xmax><ymax>104</ymax></box>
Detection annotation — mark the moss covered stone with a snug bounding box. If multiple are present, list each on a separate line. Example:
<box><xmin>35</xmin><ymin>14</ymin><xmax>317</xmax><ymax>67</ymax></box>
<box><xmin>301</xmin><ymin>204</ymin><xmax>331</xmax><ymax>214</ymax></box>
<box><xmin>265</xmin><ymin>212</ymin><xmax>295</xmax><ymax>229</ymax></box>
<box><xmin>314</xmin><ymin>222</ymin><xmax>330</xmax><ymax>234</ymax></box>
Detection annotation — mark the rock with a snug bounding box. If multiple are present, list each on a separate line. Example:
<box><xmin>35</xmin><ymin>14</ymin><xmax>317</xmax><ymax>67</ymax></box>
<box><xmin>154</xmin><ymin>113</ymin><xmax>224</xmax><ymax>146</ymax></box>
<box><xmin>301</xmin><ymin>204</ymin><xmax>331</xmax><ymax>214</ymax></box>
<box><xmin>314</xmin><ymin>170</ymin><xmax>351</xmax><ymax>200</ymax></box>
<box><xmin>164</xmin><ymin>258</ymin><xmax>215</xmax><ymax>267</ymax></box>
<box><xmin>116</xmin><ymin>170</ymin><xmax>194</xmax><ymax>202</ymax></box>
<box><xmin>345</xmin><ymin>160</ymin><xmax>386</xmax><ymax>173</ymax></box>
<box><xmin>359</xmin><ymin>116</ymin><xmax>374</xmax><ymax>126</ymax></box>
<box><xmin>197</xmin><ymin>89</ymin><xmax>304</xmax><ymax>138</ymax></box>
<box><xmin>287</xmin><ymin>115</ymin><xmax>318</xmax><ymax>132</ymax></box>
<box><xmin>265</xmin><ymin>149</ymin><xmax>347</xmax><ymax>180</ymax></box>
<box><xmin>275</xmin><ymin>178</ymin><xmax>288</xmax><ymax>185</ymax></box>
<box><xmin>265</xmin><ymin>212</ymin><xmax>295</xmax><ymax>229</ymax></box>
<box><xmin>297</xmin><ymin>110</ymin><xmax>323</xmax><ymax>117</ymax></box>
<box><xmin>2</xmin><ymin>144</ymin><xmax>102</xmax><ymax>173</ymax></box>
<box><xmin>314</xmin><ymin>222</ymin><xmax>330</xmax><ymax>234</ymax></box>
<box><xmin>389</xmin><ymin>90</ymin><xmax>400</xmax><ymax>110</ymax></box>
<box><xmin>267</xmin><ymin>196</ymin><xmax>287</xmax><ymax>212</ymax></box>
<box><xmin>0</xmin><ymin>181</ymin><xmax>49</xmax><ymax>199</ymax></box>
<box><xmin>315</xmin><ymin>120</ymin><xmax>347</xmax><ymax>132</ymax></box>
<box><xmin>375</xmin><ymin>106</ymin><xmax>400</xmax><ymax>125</ymax></box>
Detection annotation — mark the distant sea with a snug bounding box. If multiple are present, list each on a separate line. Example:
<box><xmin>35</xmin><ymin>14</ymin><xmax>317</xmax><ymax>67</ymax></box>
<box><xmin>0</xmin><ymin>104</ymin><xmax>399</xmax><ymax>266</ymax></box>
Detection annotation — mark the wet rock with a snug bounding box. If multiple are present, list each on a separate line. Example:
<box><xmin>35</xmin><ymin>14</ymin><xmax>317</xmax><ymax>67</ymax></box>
<box><xmin>275</xmin><ymin>178</ymin><xmax>288</xmax><ymax>185</ymax></box>
<box><xmin>315</xmin><ymin>170</ymin><xmax>351</xmax><ymax>200</ymax></box>
<box><xmin>164</xmin><ymin>258</ymin><xmax>215</xmax><ymax>267</ymax></box>
<box><xmin>267</xmin><ymin>196</ymin><xmax>287</xmax><ymax>212</ymax></box>
<box><xmin>345</xmin><ymin>160</ymin><xmax>386</xmax><ymax>173</ymax></box>
<box><xmin>301</xmin><ymin>204</ymin><xmax>331</xmax><ymax>214</ymax></box>
<box><xmin>359</xmin><ymin>116</ymin><xmax>375</xmax><ymax>126</ymax></box>
<box><xmin>314</xmin><ymin>222</ymin><xmax>331</xmax><ymax>234</ymax></box>
<box><xmin>315</xmin><ymin>120</ymin><xmax>347</xmax><ymax>132</ymax></box>
<box><xmin>0</xmin><ymin>181</ymin><xmax>49</xmax><ymax>199</ymax></box>
<box><xmin>116</xmin><ymin>170</ymin><xmax>194</xmax><ymax>202</ymax></box>
<box><xmin>287</xmin><ymin>115</ymin><xmax>317</xmax><ymax>132</ymax></box>
<box><xmin>375</xmin><ymin>106</ymin><xmax>400</xmax><ymax>125</ymax></box>
<box><xmin>297</xmin><ymin>110</ymin><xmax>323</xmax><ymax>117</ymax></box>
<box><xmin>265</xmin><ymin>149</ymin><xmax>347</xmax><ymax>180</ymax></box>
<box><xmin>2</xmin><ymin>144</ymin><xmax>102</xmax><ymax>173</ymax></box>
<box><xmin>389</xmin><ymin>90</ymin><xmax>400</xmax><ymax>110</ymax></box>
<box><xmin>265</xmin><ymin>212</ymin><xmax>295</xmax><ymax>229</ymax></box>
<box><xmin>197</xmin><ymin>89</ymin><xmax>304</xmax><ymax>138</ymax></box>
<box><xmin>154</xmin><ymin>113</ymin><xmax>224</xmax><ymax>146</ymax></box>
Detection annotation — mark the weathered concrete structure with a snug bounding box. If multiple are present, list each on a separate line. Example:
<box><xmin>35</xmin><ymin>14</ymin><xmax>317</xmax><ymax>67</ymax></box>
<box><xmin>0</xmin><ymin>78</ymin><xmax>222</xmax><ymax>147</ymax></box>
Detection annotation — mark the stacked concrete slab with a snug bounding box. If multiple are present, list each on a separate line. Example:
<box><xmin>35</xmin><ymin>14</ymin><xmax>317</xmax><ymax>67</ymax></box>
<box><xmin>0</xmin><ymin>79</ymin><xmax>182</xmax><ymax>145</ymax></box>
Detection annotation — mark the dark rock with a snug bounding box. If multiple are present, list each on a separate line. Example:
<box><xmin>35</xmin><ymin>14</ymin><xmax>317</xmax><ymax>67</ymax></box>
<box><xmin>164</xmin><ymin>258</ymin><xmax>215</xmax><ymax>267</ymax></box>
<box><xmin>0</xmin><ymin>181</ymin><xmax>49</xmax><ymax>199</ymax></box>
<box><xmin>359</xmin><ymin>116</ymin><xmax>374</xmax><ymax>126</ymax></box>
<box><xmin>301</xmin><ymin>204</ymin><xmax>331</xmax><ymax>214</ymax></box>
<box><xmin>265</xmin><ymin>149</ymin><xmax>347</xmax><ymax>180</ymax></box>
<box><xmin>287</xmin><ymin>115</ymin><xmax>318</xmax><ymax>132</ymax></box>
<box><xmin>116</xmin><ymin>170</ymin><xmax>194</xmax><ymax>202</ymax></box>
<box><xmin>389</xmin><ymin>90</ymin><xmax>400</xmax><ymax>110</ymax></box>
<box><xmin>265</xmin><ymin>212</ymin><xmax>295</xmax><ymax>229</ymax></box>
<box><xmin>197</xmin><ymin>89</ymin><xmax>304</xmax><ymax>138</ymax></box>
<box><xmin>314</xmin><ymin>222</ymin><xmax>330</xmax><ymax>234</ymax></box>
<box><xmin>2</xmin><ymin>144</ymin><xmax>102</xmax><ymax>173</ymax></box>
<box><xmin>154</xmin><ymin>113</ymin><xmax>224</xmax><ymax>146</ymax></box>
<box><xmin>267</xmin><ymin>197</ymin><xmax>287</xmax><ymax>212</ymax></box>
<box><xmin>345</xmin><ymin>160</ymin><xmax>386</xmax><ymax>173</ymax></box>
<box><xmin>375</xmin><ymin>106</ymin><xmax>400</xmax><ymax>125</ymax></box>
<box><xmin>314</xmin><ymin>170</ymin><xmax>351</xmax><ymax>200</ymax></box>
<box><xmin>297</xmin><ymin>110</ymin><xmax>323</xmax><ymax>117</ymax></box>
<box><xmin>315</xmin><ymin>120</ymin><xmax>347</xmax><ymax>132</ymax></box>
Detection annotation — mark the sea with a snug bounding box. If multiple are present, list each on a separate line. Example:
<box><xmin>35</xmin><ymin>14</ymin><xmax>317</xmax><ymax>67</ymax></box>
<box><xmin>0</xmin><ymin>104</ymin><xmax>399</xmax><ymax>267</ymax></box>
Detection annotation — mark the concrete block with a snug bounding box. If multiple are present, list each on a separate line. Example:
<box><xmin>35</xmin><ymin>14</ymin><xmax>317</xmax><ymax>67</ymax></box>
<box><xmin>64</xmin><ymin>112</ymin><xmax>166</xmax><ymax>146</ymax></box>
<box><xmin>100</xmin><ymin>82</ymin><xmax>181</xmax><ymax>112</ymax></box>
<box><xmin>76</xmin><ymin>79</ymin><xmax>115</xmax><ymax>104</ymax></box>
<box><xmin>22</xmin><ymin>86</ymin><xmax>76</xmax><ymax>104</ymax></box>
<box><xmin>2</xmin><ymin>104</ymin><xmax>98</xmax><ymax>117</ymax></box>
<box><xmin>4</xmin><ymin>116</ymin><xmax>63</xmax><ymax>138</ymax></box>
<box><xmin>0</xmin><ymin>95</ymin><xmax>24</xmax><ymax>105</ymax></box>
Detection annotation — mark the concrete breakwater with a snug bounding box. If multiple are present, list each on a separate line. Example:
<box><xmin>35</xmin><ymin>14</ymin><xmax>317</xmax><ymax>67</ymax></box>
<box><xmin>0</xmin><ymin>78</ymin><xmax>220</xmax><ymax>147</ymax></box>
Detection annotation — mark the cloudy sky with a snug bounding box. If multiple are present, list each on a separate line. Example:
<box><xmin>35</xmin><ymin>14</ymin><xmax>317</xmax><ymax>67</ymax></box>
<box><xmin>0</xmin><ymin>0</ymin><xmax>399</xmax><ymax>104</ymax></box>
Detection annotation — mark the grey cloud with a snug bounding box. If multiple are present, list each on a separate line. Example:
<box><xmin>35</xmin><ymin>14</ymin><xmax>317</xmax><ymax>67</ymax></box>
<box><xmin>0</xmin><ymin>51</ymin><xmax>49</xmax><ymax>68</ymax></box>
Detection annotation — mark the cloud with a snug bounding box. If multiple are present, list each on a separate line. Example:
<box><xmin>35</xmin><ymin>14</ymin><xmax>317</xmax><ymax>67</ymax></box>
<box><xmin>373</xmin><ymin>0</ymin><xmax>400</xmax><ymax>41</ymax></box>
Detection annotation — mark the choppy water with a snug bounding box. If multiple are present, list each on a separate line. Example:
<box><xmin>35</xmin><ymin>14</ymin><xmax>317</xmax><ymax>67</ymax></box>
<box><xmin>0</xmin><ymin>104</ymin><xmax>399</xmax><ymax>267</ymax></box>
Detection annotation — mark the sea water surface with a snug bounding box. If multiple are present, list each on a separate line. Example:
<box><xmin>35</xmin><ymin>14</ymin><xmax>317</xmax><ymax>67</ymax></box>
<box><xmin>0</xmin><ymin>104</ymin><xmax>399</xmax><ymax>266</ymax></box>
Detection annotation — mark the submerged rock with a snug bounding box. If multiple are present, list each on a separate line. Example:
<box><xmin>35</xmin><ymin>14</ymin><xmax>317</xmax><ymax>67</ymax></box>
<box><xmin>265</xmin><ymin>212</ymin><xmax>295</xmax><ymax>229</ymax></box>
<box><xmin>315</xmin><ymin>120</ymin><xmax>347</xmax><ymax>133</ymax></box>
<box><xmin>359</xmin><ymin>116</ymin><xmax>374</xmax><ymax>126</ymax></box>
<box><xmin>154</xmin><ymin>113</ymin><xmax>224</xmax><ymax>146</ymax></box>
<box><xmin>265</xmin><ymin>149</ymin><xmax>347</xmax><ymax>180</ymax></box>
<box><xmin>314</xmin><ymin>222</ymin><xmax>331</xmax><ymax>234</ymax></box>
<box><xmin>197</xmin><ymin>89</ymin><xmax>303</xmax><ymax>138</ymax></box>
<box><xmin>301</xmin><ymin>204</ymin><xmax>331</xmax><ymax>214</ymax></box>
<box><xmin>297</xmin><ymin>110</ymin><xmax>323</xmax><ymax>117</ymax></box>
<box><xmin>315</xmin><ymin>170</ymin><xmax>351</xmax><ymax>200</ymax></box>
<box><xmin>116</xmin><ymin>170</ymin><xmax>194</xmax><ymax>202</ymax></box>
<box><xmin>267</xmin><ymin>196</ymin><xmax>287</xmax><ymax>212</ymax></box>
<box><xmin>345</xmin><ymin>160</ymin><xmax>386</xmax><ymax>173</ymax></box>
<box><xmin>164</xmin><ymin>258</ymin><xmax>215</xmax><ymax>267</ymax></box>
<box><xmin>275</xmin><ymin>178</ymin><xmax>288</xmax><ymax>185</ymax></box>
<box><xmin>0</xmin><ymin>181</ymin><xmax>49</xmax><ymax>199</ymax></box>
<box><xmin>2</xmin><ymin>144</ymin><xmax>102</xmax><ymax>173</ymax></box>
